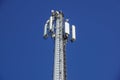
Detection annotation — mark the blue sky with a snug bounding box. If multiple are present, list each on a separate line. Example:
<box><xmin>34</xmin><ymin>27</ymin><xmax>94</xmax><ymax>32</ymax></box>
<box><xmin>0</xmin><ymin>0</ymin><xmax>120</xmax><ymax>80</ymax></box>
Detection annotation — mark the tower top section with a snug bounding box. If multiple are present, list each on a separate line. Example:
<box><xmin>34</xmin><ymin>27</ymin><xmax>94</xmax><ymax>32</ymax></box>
<box><xmin>43</xmin><ymin>10</ymin><xmax>76</xmax><ymax>42</ymax></box>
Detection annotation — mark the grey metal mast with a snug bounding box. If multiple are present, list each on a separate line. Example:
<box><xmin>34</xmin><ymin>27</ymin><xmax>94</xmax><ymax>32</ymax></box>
<box><xmin>43</xmin><ymin>10</ymin><xmax>76</xmax><ymax>80</ymax></box>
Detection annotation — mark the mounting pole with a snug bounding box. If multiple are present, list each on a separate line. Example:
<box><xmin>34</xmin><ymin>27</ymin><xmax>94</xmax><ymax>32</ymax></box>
<box><xmin>43</xmin><ymin>10</ymin><xmax>76</xmax><ymax>80</ymax></box>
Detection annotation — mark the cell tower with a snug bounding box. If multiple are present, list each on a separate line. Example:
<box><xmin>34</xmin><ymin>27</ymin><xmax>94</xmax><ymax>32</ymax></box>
<box><xmin>43</xmin><ymin>10</ymin><xmax>76</xmax><ymax>80</ymax></box>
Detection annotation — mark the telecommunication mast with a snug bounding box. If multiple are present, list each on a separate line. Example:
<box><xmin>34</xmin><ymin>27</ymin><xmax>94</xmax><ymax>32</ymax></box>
<box><xmin>43</xmin><ymin>10</ymin><xmax>76</xmax><ymax>80</ymax></box>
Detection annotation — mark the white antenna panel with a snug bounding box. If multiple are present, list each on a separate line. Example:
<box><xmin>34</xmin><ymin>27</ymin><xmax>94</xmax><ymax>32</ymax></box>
<box><xmin>43</xmin><ymin>23</ymin><xmax>48</xmax><ymax>38</ymax></box>
<box><xmin>49</xmin><ymin>16</ymin><xmax>53</xmax><ymax>31</ymax></box>
<box><xmin>65</xmin><ymin>21</ymin><xmax>70</xmax><ymax>35</ymax></box>
<box><xmin>71</xmin><ymin>25</ymin><xmax>76</xmax><ymax>41</ymax></box>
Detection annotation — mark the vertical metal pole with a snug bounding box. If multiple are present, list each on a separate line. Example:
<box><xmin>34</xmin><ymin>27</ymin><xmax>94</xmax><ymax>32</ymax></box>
<box><xmin>43</xmin><ymin>10</ymin><xmax>76</xmax><ymax>80</ymax></box>
<box><xmin>53</xmin><ymin>12</ymin><xmax>66</xmax><ymax>80</ymax></box>
<box><xmin>53</xmin><ymin>14</ymin><xmax>60</xmax><ymax>80</ymax></box>
<box><xmin>59</xmin><ymin>13</ymin><xmax>64</xmax><ymax>80</ymax></box>
<box><xmin>63</xmin><ymin>40</ymin><xmax>67</xmax><ymax>80</ymax></box>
